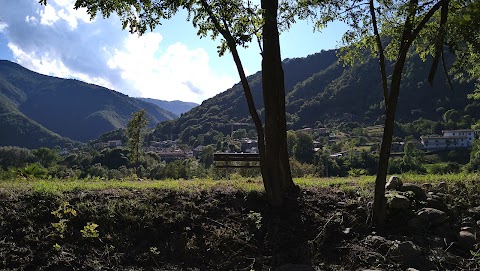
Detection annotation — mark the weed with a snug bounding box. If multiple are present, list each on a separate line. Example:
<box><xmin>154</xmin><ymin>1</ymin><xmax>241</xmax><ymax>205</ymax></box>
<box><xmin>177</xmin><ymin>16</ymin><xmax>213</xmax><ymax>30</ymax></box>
<box><xmin>149</xmin><ymin>246</ymin><xmax>160</xmax><ymax>255</ymax></box>
<box><xmin>81</xmin><ymin>222</ymin><xmax>100</xmax><ymax>238</ymax></box>
<box><xmin>52</xmin><ymin>243</ymin><xmax>61</xmax><ymax>251</ymax></box>
<box><xmin>50</xmin><ymin>202</ymin><xmax>77</xmax><ymax>238</ymax></box>
<box><xmin>247</xmin><ymin>211</ymin><xmax>262</xmax><ymax>229</ymax></box>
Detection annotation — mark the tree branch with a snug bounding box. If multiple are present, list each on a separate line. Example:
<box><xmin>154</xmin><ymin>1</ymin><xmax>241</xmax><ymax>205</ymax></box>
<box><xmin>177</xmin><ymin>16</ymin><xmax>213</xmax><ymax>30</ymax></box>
<box><xmin>428</xmin><ymin>0</ymin><xmax>449</xmax><ymax>85</ymax></box>
<box><xmin>369</xmin><ymin>0</ymin><xmax>389</xmax><ymax>102</ymax></box>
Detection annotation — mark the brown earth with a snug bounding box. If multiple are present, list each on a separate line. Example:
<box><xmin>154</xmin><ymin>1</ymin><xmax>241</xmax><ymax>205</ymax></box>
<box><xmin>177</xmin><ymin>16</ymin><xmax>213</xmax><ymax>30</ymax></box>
<box><xmin>0</xmin><ymin>180</ymin><xmax>479</xmax><ymax>270</ymax></box>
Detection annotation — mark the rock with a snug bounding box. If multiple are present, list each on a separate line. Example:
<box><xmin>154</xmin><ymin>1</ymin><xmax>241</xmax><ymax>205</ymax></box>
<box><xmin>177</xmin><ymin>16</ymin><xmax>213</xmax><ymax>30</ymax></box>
<box><xmin>388</xmin><ymin>241</ymin><xmax>422</xmax><ymax>264</ymax></box>
<box><xmin>435</xmin><ymin>193</ymin><xmax>447</xmax><ymax>200</ymax></box>
<box><xmin>275</xmin><ymin>264</ymin><xmax>316</xmax><ymax>271</ymax></box>
<box><xmin>389</xmin><ymin>194</ymin><xmax>411</xmax><ymax>209</ymax></box>
<box><xmin>365</xmin><ymin>235</ymin><xmax>393</xmax><ymax>253</ymax></box>
<box><xmin>426</xmin><ymin>198</ymin><xmax>448</xmax><ymax>212</ymax></box>
<box><xmin>461</xmin><ymin>226</ymin><xmax>476</xmax><ymax>234</ymax></box>
<box><xmin>432</xmin><ymin>223</ymin><xmax>452</xmax><ymax>237</ymax></box>
<box><xmin>468</xmin><ymin>206</ymin><xmax>480</xmax><ymax>219</ymax></box>
<box><xmin>421</xmin><ymin>183</ymin><xmax>433</xmax><ymax>191</ymax></box>
<box><xmin>408</xmin><ymin>217</ymin><xmax>427</xmax><ymax>231</ymax></box>
<box><xmin>416</xmin><ymin>208</ymin><xmax>447</xmax><ymax>226</ymax></box>
<box><xmin>462</xmin><ymin>217</ymin><xmax>476</xmax><ymax>227</ymax></box>
<box><xmin>476</xmin><ymin>220</ymin><xmax>480</xmax><ymax>227</ymax></box>
<box><xmin>436</xmin><ymin>181</ymin><xmax>447</xmax><ymax>192</ymax></box>
<box><xmin>458</xmin><ymin>230</ymin><xmax>477</xmax><ymax>249</ymax></box>
<box><xmin>398</xmin><ymin>183</ymin><xmax>427</xmax><ymax>201</ymax></box>
<box><xmin>406</xmin><ymin>268</ymin><xmax>420</xmax><ymax>271</ymax></box>
<box><xmin>386</xmin><ymin>176</ymin><xmax>403</xmax><ymax>190</ymax></box>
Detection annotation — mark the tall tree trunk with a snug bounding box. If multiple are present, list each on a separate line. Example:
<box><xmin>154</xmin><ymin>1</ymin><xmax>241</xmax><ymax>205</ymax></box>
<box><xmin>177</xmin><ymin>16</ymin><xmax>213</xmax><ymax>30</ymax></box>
<box><xmin>372</xmin><ymin>56</ymin><xmax>408</xmax><ymax>227</ymax></box>
<box><xmin>261</xmin><ymin>0</ymin><xmax>296</xmax><ymax>206</ymax></box>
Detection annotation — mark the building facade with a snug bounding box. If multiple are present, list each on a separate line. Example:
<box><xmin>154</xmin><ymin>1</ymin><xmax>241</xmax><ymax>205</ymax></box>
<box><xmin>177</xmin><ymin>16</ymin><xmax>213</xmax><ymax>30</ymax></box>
<box><xmin>420</xmin><ymin>129</ymin><xmax>475</xmax><ymax>150</ymax></box>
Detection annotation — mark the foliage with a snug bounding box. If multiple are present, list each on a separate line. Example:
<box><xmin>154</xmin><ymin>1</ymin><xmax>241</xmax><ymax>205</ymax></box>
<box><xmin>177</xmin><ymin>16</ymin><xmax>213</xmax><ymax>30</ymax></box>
<box><xmin>293</xmin><ymin>132</ymin><xmax>315</xmax><ymax>164</ymax></box>
<box><xmin>81</xmin><ymin>222</ymin><xmax>100</xmax><ymax>238</ymax></box>
<box><xmin>127</xmin><ymin>110</ymin><xmax>148</xmax><ymax>164</ymax></box>
<box><xmin>0</xmin><ymin>146</ymin><xmax>36</xmax><ymax>169</ymax></box>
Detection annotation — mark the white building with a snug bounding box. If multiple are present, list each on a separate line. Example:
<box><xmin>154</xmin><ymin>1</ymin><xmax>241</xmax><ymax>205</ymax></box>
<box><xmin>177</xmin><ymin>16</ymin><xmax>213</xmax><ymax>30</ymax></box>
<box><xmin>420</xmin><ymin>129</ymin><xmax>475</xmax><ymax>150</ymax></box>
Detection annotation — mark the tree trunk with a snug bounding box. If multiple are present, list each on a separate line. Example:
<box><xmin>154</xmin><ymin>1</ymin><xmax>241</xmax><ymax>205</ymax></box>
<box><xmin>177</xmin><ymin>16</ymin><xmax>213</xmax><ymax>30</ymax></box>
<box><xmin>372</xmin><ymin>57</ymin><xmax>408</xmax><ymax>227</ymax></box>
<box><xmin>261</xmin><ymin>0</ymin><xmax>296</xmax><ymax>206</ymax></box>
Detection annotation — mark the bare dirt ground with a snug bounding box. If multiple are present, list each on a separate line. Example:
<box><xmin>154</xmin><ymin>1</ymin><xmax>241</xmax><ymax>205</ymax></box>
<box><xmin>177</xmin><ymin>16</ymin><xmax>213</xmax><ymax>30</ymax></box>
<box><xmin>1</xmin><ymin>179</ymin><xmax>479</xmax><ymax>270</ymax></box>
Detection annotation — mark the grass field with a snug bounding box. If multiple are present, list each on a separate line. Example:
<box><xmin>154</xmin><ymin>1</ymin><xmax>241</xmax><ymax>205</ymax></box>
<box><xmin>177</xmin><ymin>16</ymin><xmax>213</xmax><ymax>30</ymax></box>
<box><xmin>1</xmin><ymin>173</ymin><xmax>478</xmax><ymax>194</ymax></box>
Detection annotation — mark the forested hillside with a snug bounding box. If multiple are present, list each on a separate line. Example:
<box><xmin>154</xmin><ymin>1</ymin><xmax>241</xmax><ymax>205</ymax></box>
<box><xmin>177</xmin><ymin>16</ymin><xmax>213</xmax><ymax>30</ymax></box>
<box><xmin>0</xmin><ymin>60</ymin><xmax>177</xmax><ymax>147</ymax></box>
<box><xmin>153</xmin><ymin>49</ymin><xmax>476</xmax><ymax>143</ymax></box>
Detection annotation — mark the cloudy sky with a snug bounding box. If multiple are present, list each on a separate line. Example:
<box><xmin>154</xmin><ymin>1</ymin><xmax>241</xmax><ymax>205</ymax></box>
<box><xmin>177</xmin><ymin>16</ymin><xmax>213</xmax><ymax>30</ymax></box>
<box><xmin>0</xmin><ymin>0</ymin><xmax>348</xmax><ymax>103</ymax></box>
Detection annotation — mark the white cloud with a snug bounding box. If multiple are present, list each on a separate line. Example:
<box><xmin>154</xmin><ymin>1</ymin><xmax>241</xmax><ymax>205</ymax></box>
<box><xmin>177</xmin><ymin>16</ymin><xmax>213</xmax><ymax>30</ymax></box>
<box><xmin>39</xmin><ymin>4</ymin><xmax>59</xmax><ymax>26</ymax></box>
<box><xmin>0</xmin><ymin>0</ymin><xmax>237</xmax><ymax>103</ymax></box>
<box><xmin>107</xmin><ymin>33</ymin><xmax>236</xmax><ymax>102</ymax></box>
<box><xmin>8</xmin><ymin>42</ymin><xmax>113</xmax><ymax>88</ymax></box>
<box><xmin>37</xmin><ymin>0</ymin><xmax>90</xmax><ymax>30</ymax></box>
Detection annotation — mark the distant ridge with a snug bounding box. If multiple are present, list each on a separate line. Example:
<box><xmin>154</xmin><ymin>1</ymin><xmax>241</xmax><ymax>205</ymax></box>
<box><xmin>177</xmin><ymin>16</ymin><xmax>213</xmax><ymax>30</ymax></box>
<box><xmin>0</xmin><ymin>60</ymin><xmax>177</xmax><ymax>147</ymax></box>
<box><xmin>137</xmin><ymin>98</ymin><xmax>198</xmax><ymax>117</ymax></box>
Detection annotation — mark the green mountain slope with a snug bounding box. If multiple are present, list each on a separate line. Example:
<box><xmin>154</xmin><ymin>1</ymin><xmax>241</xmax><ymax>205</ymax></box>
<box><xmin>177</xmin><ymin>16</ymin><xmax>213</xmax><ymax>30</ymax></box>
<box><xmin>0</xmin><ymin>60</ymin><xmax>177</xmax><ymax>146</ymax></box>
<box><xmin>152</xmin><ymin>49</ymin><xmax>473</xmax><ymax>143</ymax></box>
<box><xmin>137</xmin><ymin>98</ymin><xmax>198</xmax><ymax>117</ymax></box>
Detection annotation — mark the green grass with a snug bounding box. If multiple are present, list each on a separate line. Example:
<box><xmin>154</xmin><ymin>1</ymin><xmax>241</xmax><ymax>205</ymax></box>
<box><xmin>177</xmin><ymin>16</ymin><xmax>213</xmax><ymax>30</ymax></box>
<box><xmin>1</xmin><ymin>173</ymin><xmax>479</xmax><ymax>194</ymax></box>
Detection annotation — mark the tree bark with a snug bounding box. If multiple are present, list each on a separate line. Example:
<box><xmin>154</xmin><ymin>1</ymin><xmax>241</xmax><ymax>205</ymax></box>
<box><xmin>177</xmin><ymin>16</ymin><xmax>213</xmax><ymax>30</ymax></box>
<box><xmin>261</xmin><ymin>0</ymin><xmax>296</xmax><ymax>206</ymax></box>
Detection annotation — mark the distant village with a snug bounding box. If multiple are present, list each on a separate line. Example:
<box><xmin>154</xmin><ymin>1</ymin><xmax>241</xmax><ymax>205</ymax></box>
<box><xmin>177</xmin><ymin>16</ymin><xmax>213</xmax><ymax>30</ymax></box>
<box><xmin>83</xmin><ymin>127</ymin><xmax>480</xmax><ymax>162</ymax></box>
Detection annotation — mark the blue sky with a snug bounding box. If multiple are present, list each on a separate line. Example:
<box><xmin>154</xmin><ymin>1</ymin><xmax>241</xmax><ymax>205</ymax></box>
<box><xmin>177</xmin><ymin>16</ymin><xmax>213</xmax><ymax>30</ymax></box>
<box><xmin>0</xmin><ymin>0</ymin><xmax>348</xmax><ymax>103</ymax></box>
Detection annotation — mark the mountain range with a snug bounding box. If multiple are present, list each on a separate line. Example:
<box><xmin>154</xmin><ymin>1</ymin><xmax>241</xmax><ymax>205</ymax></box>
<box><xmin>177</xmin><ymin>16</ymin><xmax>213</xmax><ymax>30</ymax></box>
<box><xmin>152</xmin><ymin>49</ymin><xmax>475</xmax><ymax>143</ymax></box>
<box><xmin>0</xmin><ymin>60</ymin><xmax>184</xmax><ymax>148</ymax></box>
<box><xmin>0</xmin><ymin>48</ymin><xmax>476</xmax><ymax>149</ymax></box>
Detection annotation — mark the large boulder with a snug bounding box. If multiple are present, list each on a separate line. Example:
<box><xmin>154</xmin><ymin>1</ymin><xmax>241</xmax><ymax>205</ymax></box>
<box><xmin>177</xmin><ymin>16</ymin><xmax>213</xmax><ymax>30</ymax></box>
<box><xmin>416</xmin><ymin>208</ymin><xmax>447</xmax><ymax>226</ymax></box>
<box><xmin>389</xmin><ymin>193</ymin><xmax>411</xmax><ymax>210</ymax></box>
<box><xmin>386</xmin><ymin>176</ymin><xmax>403</xmax><ymax>190</ymax></box>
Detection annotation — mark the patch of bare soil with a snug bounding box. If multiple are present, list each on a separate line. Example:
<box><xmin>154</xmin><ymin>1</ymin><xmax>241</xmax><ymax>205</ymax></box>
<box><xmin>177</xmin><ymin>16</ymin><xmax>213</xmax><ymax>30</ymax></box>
<box><xmin>0</xmin><ymin>180</ymin><xmax>479</xmax><ymax>270</ymax></box>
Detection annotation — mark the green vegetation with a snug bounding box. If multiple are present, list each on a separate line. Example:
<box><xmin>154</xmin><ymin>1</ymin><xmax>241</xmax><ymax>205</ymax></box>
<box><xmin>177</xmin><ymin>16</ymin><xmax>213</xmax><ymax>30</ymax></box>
<box><xmin>0</xmin><ymin>60</ymin><xmax>176</xmax><ymax>147</ymax></box>
<box><xmin>126</xmin><ymin>110</ymin><xmax>148</xmax><ymax>164</ymax></box>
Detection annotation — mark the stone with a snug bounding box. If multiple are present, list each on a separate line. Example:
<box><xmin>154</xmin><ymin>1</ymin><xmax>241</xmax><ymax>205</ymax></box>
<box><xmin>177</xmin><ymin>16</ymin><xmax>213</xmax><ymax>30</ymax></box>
<box><xmin>426</xmin><ymin>198</ymin><xmax>448</xmax><ymax>212</ymax></box>
<box><xmin>389</xmin><ymin>194</ymin><xmax>411</xmax><ymax>210</ymax></box>
<box><xmin>476</xmin><ymin>220</ymin><xmax>480</xmax><ymax>227</ymax></box>
<box><xmin>421</xmin><ymin>183</ymin><xmax>433</xmax><ymax>191</ymax></box>
<box><xmin>432</xmin><ymin>223</ymin><xmax>452</xmax><ymax>237</ymax></box>
<box><xmin>388</xmin><ymin>241</ymin><xmax>422</xmax><ymax>264</ymax></box>
<box><xmin>408</xmin><ymin>217</ymin><xmax>427</xmax><ymax>231</ymax></box>
<box><xmin>436</xmin><ymin>181</ymin><xmax>447</xmax><ymax>192</ymax></box>
<box><xmin>461</xmin><ymin>226</ymin><xmax>476</xmax><ymax>234</ymax></box>
<box><xmin>458</xmin><ymin>230</ymin><xmax>477</xmax><ymax>249</ymax></box>
<box><xmin>386</xmin><ymin>176</ymin><xmax>403</xmax><ymax>190</ymax></box>
<box><xmin>462</xmin><ymin>217</ymin><xmax>476</xmax><ymax>227</ymax></box>
<box><xmin>406</xmin><ymin>268</ymin><xmax>420</xmax><ymax>271</ymax></box>
<box><xmin>468</xmin><ymin>206</ymin><xmax>480</xmax><ymax>219</ymax></box>
<box><xmin>398</xmin><ymin>183</ymin><xmax>427</xmax><ymax>201</ymax></box>
<box><xmin>365</xmin><ymin>235</ymin><xmax>393</xmax><ymax>253</ymax></box>
<box><xmin>416</xmin><ymin>208</ymin><xmax>447</xmax><ymax>226</ymax></box>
